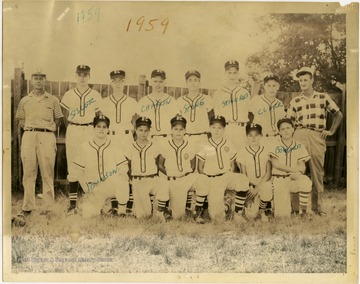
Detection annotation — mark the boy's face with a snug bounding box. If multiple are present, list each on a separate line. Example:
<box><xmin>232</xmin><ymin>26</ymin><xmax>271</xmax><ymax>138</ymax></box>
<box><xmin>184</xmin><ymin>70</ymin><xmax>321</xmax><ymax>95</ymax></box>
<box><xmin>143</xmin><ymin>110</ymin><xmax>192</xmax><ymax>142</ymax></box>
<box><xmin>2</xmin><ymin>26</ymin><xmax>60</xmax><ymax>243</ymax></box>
<box><xmin>136</xmin><ymin>125</ymin><xmax>150</xmax><ymax>140</ymax></box>
<box><xmin>210</xmin><ymin>122</ymin><xmax>225</xmax><ymax>140</ymax></box>
<box><xmin>31</xmin><ymin>75</ymin><xmax>46</xmax><ymax>90</ymax></box>
<box><xmin>76</xmin><ymin>73</ymin><xmax>90</xmax><ymax>86</ymax></box>
<box><xmin>247</xmin><ymin>130</ymin><xmax>262</xmax><ymax>147</ymax></box>
<box><xmin>94</xmin><ymin>121</ymin><xmax>108</xmax><ymax>139</ymax></box>
<box><xmin>225</xmin><ymin>67</ymin><xmax>239</xmax><ymax>84</ymax></box>
<box><xmin>264</xmin><ymin>80</ymin><xmax>280</xmax><ymax>97</ymax></box>
<box><xmin>171</xmin><ymin>124</ymin><xmax>186</xmax><ymax>140</ymax></box>
<box><xmin>151</xmin><ymin>76</ymin><xmax>166</xmax><ymax>93</ymax></box>
<box><xmin>278</xmin><ymin>122</ymin><xmax>294</xmax><ymax>140</ymax></box>
<box><xmin>298</xmin><ymin>74</ymin><xmax>313</xmax><ymax>91</ymax></box>
<box><xmin>111</xmin><ymin>77</ymin><xmax>126</xmax><ymax>92</ymax></box>
<box><xmin>186</xmin><ymin>75</ymin><xmax>200</xmax><ymax>92</ymax></box>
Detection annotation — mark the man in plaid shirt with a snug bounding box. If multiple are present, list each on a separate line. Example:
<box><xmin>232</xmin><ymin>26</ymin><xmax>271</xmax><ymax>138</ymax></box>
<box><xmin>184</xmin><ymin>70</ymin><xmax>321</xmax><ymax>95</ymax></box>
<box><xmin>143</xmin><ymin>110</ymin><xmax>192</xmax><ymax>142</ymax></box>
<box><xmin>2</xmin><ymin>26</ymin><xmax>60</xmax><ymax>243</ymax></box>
<box><xmin>286</xmin><ymin>67</ymin><xmax>343</xmax><ymax>216</ymax></box>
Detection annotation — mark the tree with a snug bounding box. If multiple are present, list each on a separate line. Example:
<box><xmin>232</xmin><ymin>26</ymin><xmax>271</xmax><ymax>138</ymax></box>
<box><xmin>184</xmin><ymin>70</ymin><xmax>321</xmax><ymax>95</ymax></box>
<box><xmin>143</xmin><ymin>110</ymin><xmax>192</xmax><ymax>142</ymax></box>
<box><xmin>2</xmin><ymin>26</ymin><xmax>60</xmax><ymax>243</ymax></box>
<box><xmin>246</xmin><ymin>14</ymin><xmax>346</xmax><ymax>92</ymax></box>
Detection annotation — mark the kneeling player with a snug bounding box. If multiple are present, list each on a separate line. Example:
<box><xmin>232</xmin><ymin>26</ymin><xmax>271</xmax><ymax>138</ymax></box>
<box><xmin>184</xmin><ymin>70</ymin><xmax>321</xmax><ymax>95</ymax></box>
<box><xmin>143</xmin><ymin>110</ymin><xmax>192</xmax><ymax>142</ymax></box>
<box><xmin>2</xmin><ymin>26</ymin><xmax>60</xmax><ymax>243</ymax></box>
<box><xmin>158</xmin><ymin>115</ymin><xmax>199</xmax><ymax>219</ymax></box>
<box><xmin>72</xmin><ymin>115</ymin><xmax>129</xmax><ymax>218</ymax></box>
<box><xmin>237</xmin><ymin>123</ymin><xmax>273</xmax><ymax>221</ymax></box>
<box><xmin>269</xmin><ymin>118</ymin><xmax>312</xmax><ymax>217</ymax></box>
<box><xmin>125</xmin><ymin>117</ymin><xmax>171</xmax><ymax>221</ymax></box>
<box><xmin>194</xmin><ymin>115</ymin><xmax>249</xmax><ymax>223</ymax></box>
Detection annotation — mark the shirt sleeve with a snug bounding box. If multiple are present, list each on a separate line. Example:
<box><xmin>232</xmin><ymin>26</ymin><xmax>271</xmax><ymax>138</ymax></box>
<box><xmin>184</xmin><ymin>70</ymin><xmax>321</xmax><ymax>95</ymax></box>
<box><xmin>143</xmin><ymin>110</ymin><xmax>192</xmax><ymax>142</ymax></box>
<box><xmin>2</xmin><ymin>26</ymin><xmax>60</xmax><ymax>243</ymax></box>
<box><xmin>285</xmin><ymin>98</ymin><xmax>296</xmax><ymax>121</ymax></box>
<box><xmin>236</xmin><ymin>148</ymin><xmax>246</xmax><ymax>165</ymax></box>
<box><xmin>248</xmin><ymin>96</ymin><xmax>257</xmax><ymax>115</ymax></box>
<box><xmin>15</xmin><ymin>98</ymin><xmax>25</xmax><ymax>120</ymax></box>
<box><xmin>205</xmin><ymin>95</ymin><xmax>214</xmax><ymax>112</ymax></box>
<box><xmin>196</xmin><ymin>146</ymin><xmax>206</xmax><ymax>162</ymax></box>
<box><xmin>325</xmin><ymin>93</ymin><xmax>340</xmax><ymax>114</ymax></box>
<box><xmin>93</xmin><ymin>90</ymin><xmax>103</xmax><ymax>112</ymax></box>
<box><xmin>228</xmin><ymin>141</ymin><xmax>238</xmax><ymax>161</ymax></box>
<box><xmin>60</xmin><ymin>91</ymin><xmax>71</xmax><ymax>110</ymax></box>
<box><xmin>296</xmin><ymin>143</ymin><xmax>311</xmax><ymax>163</ymax></box>
<box><xmin>53</xmin><ymin>96</ymin><xmax>64</xmax><ymax>119</ymax></box>
<box><xmin>212</xmin><ymin>90</ymin><xmax>222</xmax><ymax>116</ymax></box>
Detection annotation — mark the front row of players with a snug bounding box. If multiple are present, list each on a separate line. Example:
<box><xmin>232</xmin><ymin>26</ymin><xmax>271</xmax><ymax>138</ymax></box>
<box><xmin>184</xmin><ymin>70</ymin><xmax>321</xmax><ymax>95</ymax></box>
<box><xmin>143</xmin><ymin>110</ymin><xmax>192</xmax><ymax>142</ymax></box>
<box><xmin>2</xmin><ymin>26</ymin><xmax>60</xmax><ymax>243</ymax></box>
<box><xmin>69</xmin><ymin>113</ymin><xmax>312</xmax><ymax>223</ymax></box>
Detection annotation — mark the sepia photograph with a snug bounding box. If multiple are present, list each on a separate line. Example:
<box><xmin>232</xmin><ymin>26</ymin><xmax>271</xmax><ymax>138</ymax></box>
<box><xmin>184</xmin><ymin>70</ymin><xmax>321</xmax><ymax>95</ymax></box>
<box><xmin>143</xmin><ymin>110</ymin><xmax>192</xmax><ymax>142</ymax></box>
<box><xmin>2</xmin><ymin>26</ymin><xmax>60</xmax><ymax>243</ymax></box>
<box><xmin>3</xmin><ymin>1</ymin><xmax>358</xmax><ymax>283</ymax></box>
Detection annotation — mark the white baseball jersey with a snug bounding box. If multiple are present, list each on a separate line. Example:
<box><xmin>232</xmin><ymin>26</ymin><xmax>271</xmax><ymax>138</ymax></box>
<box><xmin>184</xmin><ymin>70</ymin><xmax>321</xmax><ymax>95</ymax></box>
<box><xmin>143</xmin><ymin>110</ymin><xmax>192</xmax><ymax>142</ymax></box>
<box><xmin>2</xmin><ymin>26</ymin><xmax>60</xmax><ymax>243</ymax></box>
<box><xmin>161</xmin><ymin>139</ymin><xmax>196</xmax><ymax>176</ymax></box>
<box><xmin>197</xmin><ymin>138</ymin><xmax>237</xmax><ymax>176</ymax></box>
<box><xmin>98</xmin><ymin>94</ymin><xmax>137</xmax><ymax>133</ymax></box>
<box><xmin>176</xmin><ymin>94</ymin><xmax>213</xmax><ymax>133</ymax></box>
<box><xmin>73</xmin><ymin>138</ymin><xmax>128</xmax><ymax>183</ymax></box>
<box><xmin>125</xmin><ymin>141</ymin><xmax>161</xmax><ymax>176</ymax></box>
<box><xmin>269</xmin><ymin>138</ymin><xmax>310</xmax><ymax>175</ymax></box>
<box><xmin>213</xmin><ymin>85</ymin><xmax>250</xmax><ymax>123</ymax></box>
<box><xmin>60</xmin><ymin>87</ymin><xmax>102</xmax><ymax>124</ymax></box>
<box><xmin>237</xmin><ymin>145</ymin><xmax>270</xmax><ymax>182</ymax></box>
<box><xmin>249</xmin><ymin>95</ymin><xmax>285</xmax><ymax>135</ymax></box>
<box><xmin>137</xmin><ymin>93</ymin><xmax>179</xmax><ymax>135</ymax></box>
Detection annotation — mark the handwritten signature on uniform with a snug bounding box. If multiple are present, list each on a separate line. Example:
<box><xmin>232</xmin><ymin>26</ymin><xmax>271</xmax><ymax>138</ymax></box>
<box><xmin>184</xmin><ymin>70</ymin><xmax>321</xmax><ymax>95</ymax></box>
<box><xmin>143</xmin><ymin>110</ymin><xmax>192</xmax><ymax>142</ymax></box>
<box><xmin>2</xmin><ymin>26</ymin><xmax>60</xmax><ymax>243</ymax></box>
<box><xmin>182</xmin><ymin>98</ymin><xmax>205</xmax><ymax>114</ymax></box>
<box><xmin>221</xmin><ymin>93</ymin><xmax>249</xmax><ymax>108</ymax></box>
<box><xmin>257</xmin><ymin>101</ymin><xmax>284</xmax><ymax>116</ymax></box>
<box><xmin>141</xmin><ymin>97</ymin><xmax>172</xmax><ymax>112</ymax></box>
<box><xmin>275</xmin><ymin>144</ymin><xmax>301</xmax><ymax>154</ymax></box>
<box><xmin>69</xmin><ymin>98</ymin><xmax>96</xmax><ymax>119</ymax></box>
<box><xmin>87</xmin><ymin>168</ymin><xmax>119</xmax><ymax>192</ymax></box>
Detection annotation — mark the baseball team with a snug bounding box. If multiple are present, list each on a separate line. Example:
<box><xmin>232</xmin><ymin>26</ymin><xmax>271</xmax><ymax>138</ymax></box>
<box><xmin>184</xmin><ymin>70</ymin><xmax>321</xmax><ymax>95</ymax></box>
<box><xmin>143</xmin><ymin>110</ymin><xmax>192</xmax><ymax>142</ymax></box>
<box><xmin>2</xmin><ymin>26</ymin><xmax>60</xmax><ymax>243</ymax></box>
<box><xmin>14</xmin><ymin>60</ymin><xmax>343</xmax><ymax>225</ymax></box>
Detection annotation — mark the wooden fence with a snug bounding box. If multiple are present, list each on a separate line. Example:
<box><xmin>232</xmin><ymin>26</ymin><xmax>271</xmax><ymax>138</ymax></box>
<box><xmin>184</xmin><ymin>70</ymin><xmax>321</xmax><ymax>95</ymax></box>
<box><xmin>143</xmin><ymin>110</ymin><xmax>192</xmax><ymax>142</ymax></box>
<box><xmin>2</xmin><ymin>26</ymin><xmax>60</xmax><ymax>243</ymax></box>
<box><xmin>11</xmin><ymin>68</ymin><xmax>346</xmax><ymax>191</ymax></box>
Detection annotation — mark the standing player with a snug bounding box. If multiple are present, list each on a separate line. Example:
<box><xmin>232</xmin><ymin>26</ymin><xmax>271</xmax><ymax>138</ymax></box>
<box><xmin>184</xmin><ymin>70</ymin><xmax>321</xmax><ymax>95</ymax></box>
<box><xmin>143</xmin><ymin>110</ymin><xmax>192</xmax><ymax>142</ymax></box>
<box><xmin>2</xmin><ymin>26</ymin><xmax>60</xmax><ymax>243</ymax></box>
<box><xmin>287</xmin><ymin>67</ymin><xmax>343</xmax><ymax>216</ymax></box>
<box><xmin>248</xmin><ymin>74</ymin><xmax>285</xmax><ymax>141</ymax></box>
<box><xmin>194</xmin><ymin>115</ymin><xmax>249</xmax><ymax>223</ymax></box>
<box><xmin>125</xmin><ymin>117</ymin><xmax>171</xmax><ymax>220</ymax></box>
<box><xmin>213</xmin><ymin>60</ymin><xmax>251</xmax><ymax>149</ymax></box>
<box><xmin>60</xmin><ymin>65</ymin><xmax>102</xmax><ymax>214</ymax></box>
<box><xmin>269</xmin><ymin>118</ymin><xmax>312</xmax><ymax>217</ymax></box>
<box><xmin>176</xmin><ymin>70</ymin><xmax>213</xmax><ymax>145</ymax></box>
<box><xmin>15</xmin><ymin>70</ymin><xmax>63</xmax><ymax>220</ymax></box>
<box><xmin>158</xmin><ymin>115</ymin><xmax>198</xmax><ymax>219</ymax></box>
<box><xmin>137</xmin><ymin>69</ymin><xmax>179</xmax><ymax>141</ymax></box>
<box><xmin>72</xmin><ymin>115</ymin><xmax>129</xmax><ymax>218</ymax></box>
<box><xmin>237</xmin><ymin>123</ymin><xmax>273</xmax><ymax>221</ymax></box>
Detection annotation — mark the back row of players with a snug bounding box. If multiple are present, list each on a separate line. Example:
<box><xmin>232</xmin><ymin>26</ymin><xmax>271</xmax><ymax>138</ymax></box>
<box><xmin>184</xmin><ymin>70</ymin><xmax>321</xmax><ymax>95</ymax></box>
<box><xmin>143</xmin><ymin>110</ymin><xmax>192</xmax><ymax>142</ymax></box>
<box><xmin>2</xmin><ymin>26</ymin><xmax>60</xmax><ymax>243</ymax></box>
<box><xmin>16</xmin><ymin>60</ymin><xmax>343</xmax><ymax>223</ymax></box>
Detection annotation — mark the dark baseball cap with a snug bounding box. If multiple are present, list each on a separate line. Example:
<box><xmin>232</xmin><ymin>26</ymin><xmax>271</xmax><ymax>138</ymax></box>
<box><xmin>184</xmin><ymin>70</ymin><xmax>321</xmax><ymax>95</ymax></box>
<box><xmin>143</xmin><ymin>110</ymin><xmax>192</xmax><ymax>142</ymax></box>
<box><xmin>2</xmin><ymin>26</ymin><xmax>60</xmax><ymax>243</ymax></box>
<box><xmin>264</xmin><ymin>74</ymin><xmax>280</xmax><ymax>84</ymax></box>
<box><xmin>224</xmin><ymin>60</ymin><xmax>239</xmax><ymax>70</ymax></box>
<box><xmin>136</xmin><ymin>117</ymin><xmax>152</xmax><ymax>128</ymax></box>
<box><xmin>185</xmin><ymin>70</ymin><xmax>201</xmax><ymax>80</ymax></box>
<box><xmin>151</xmin><ymin>69</ymin><xmax>166</xmax><ymax>80</ymax></box>
<box><xmin>110</xmin><ymin>70</ymin><xmax>126</xmax><ymax>79</ymax></box>
<box><xmin>210</xmin><ymin>115</ymin><xmax>226</xmax><ymax>127</ymax></box>
<box><xmin>171</xmin><ymin>115</ymin><xmax>187</xmax><ymax>128</ymax></box>
<box><xmin>246</xmin><ymin>123</ymin><xmax>262</xmax><ymax>135</ymax></box>
<box><xmin>76</xmin><ymin>65</ymin><xmax>91</xmax><ymax>74</ymax></box>
<box><xmin>277</xmin><ymin>118</ymin><xmax>293</xmax><ymax>130</ymax></box>
<box><xmin>93</xmin><ymin>115</ymin><xmax>110</xmax><ymax>128</ymax></box>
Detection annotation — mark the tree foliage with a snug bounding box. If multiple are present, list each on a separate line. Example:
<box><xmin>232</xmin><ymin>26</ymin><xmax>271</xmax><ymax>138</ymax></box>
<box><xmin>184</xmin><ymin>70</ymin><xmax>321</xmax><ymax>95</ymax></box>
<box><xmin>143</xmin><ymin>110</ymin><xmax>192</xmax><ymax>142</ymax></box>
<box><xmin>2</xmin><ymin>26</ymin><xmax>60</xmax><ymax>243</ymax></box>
<box><xmin>246</xmin><ymin>14</ymin><xmax>346</xmax><ymax>92</ymax></box>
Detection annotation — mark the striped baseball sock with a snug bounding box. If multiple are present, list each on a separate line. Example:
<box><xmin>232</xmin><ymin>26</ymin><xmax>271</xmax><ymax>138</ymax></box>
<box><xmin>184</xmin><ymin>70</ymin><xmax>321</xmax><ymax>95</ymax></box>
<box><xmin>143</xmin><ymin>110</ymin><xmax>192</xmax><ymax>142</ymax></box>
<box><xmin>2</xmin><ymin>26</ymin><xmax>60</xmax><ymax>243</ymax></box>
<box><xmin>185</xmin><ymin>191</ymin><xmax>193</xmax><ymax>210</ymax></box>
<box><xmin>149</xmin><ymin>194</ymin><xmax>155</xmax><ymax>214</ymax></box>
<box><xmin>157</xmin><ymin>200</ymin><xmax>167</xmax><ymax>212</ymax></box>
<box><xmin>203</xmin><ymin>197</ymin><xmax>209</xmax><ymax>210</ymax></box>
<box><xmin>111</xmin><ymin>198</ymin><xmax>118</xmax><ymax>209</ymax></box>
<box><xmin>299</xmin><ymin>192</ymin><xmax>310</xmax><ymax>211</ymax></box>
<box><xmin>234</xmin><ymin>190</ymin><xmax>248</xmax><ymax>213</ymax></box>
<box><xmin>195</xmin><ymin>195</ymin><xmax>207</xmax><ymax>212</ymax></box>
<box><xmin>126</xmin><ymin>185</ymin><xmax>134</xmax><ymax>213</ymax></box>
<box><xmin>69</xmin><ymin>182</ymin><xmax>79</xmax><ymax>208</ymax></box>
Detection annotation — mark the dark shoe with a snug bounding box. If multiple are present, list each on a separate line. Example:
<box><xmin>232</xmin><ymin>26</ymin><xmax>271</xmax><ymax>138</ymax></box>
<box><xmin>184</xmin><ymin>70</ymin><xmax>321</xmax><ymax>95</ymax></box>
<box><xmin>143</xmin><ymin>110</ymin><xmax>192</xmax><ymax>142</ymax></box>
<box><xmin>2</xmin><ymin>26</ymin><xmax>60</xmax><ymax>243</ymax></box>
<box><xmin>67</xmin><ymin>206</ymin><xmax>78</xmax><ymax>216</ymax></box>
<box><xmin>224</xmin><ymin>197</ymin><xmax>233</xmax><ymax>220</ymax></box>
<box><xmin>12</xmin><ymin>214</ymin><xmax>27</xmax><ymax>227</ymax></box>
<box><xmin>291</xmin><ymin>211</ymin><xmax>299</xmax><ymax>217</ymax></box>
<box><xmin>315</xmin><ymin>210</ymin><xmax>327</xmax><ymax>217</ymax></box>
<box><xmin>21</xmin><ymin>210</ymin><xmax>32</xmax><ymax>216</ymax></box>
<box><xmin>193</xmin><ymin>209</ymin><xmax>205</xmax><ymax>224</ymax></box>
<box><xmin>163</xmin><ymin>208</ymin><xmax>173</xmax><ymax>222</ymax></box>
<box><xmin>299</xmin><ymin>210</ymin><xmax>307</xmax><ymax>218</ymax></box>
<box><xmin>254</xmin><ymin>211</ymin><xmax>263</xmax><ymax>221</ymax></box>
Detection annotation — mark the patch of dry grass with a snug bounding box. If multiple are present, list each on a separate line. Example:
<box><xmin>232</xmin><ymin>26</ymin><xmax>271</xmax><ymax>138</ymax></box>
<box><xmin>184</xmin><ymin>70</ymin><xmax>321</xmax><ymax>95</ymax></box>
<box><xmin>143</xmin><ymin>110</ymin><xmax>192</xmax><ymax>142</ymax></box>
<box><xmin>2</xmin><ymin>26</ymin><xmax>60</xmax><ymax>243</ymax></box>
<box><xmin>10</xmin><ymin>190</ymin><xmax>347</xmax><ymax>273</ymax></box>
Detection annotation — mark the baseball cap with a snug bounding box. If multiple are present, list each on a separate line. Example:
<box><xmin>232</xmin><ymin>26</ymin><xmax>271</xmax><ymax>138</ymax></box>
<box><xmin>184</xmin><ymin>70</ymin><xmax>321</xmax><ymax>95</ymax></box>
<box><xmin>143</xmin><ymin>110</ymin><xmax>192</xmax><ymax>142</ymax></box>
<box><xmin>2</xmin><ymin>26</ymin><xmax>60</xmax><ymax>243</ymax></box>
<box><xmin>224</xmin><ymin>60</ymin><xmax>239</xmax><ymax>70</ymax></box>
<box><xmin>93</xmin><ymin>115</ymin><xmax>110</xmax><ymax>128</ymax></box>
<box><xmin>263</xmin><ymin>74</ymin><xmax>280</xmax><ymax>84</ymax></box>
<box><xmin>296</xmin><ymin>67</ymin><xmax>313</xmax><ymax>78</ymax></box>
<box><xmin>76</xmin><ymin>65</ymin><xmax>91</xmax><ymax>74</ymax></box>
<box><xmin>246</xmin><ymin>123</ymin><xmax>262</xmax><ymax>135</ymax></box>
<box><xmin>277</xmin><ymin>118</ymin><xmax>293</xmax><ymax>130</ymax></box>
<box><xmin>31</xmin><ymin>69</ymin><xmax>46</xmax><ymax>78</ymax></box>
<box><xmin>151</xmin><ymin>69</ymin><xmax>166</xmax><ymax>80</ymax></box>
<box><xmin>171</xmin><ymin>115</ymin><xmax>187</xmax><ymax>128</ymax></box>
<box><xmin>210</xmin><ymin>115</ymin><xmax>226</xmax><ymax>127</ymax></box>
<box><xmin>135</xmin><ymin>117</ymin><xmax>152</xmax><ymax>128</ymax></box>
<box><xmin>110</xmin><ymin>70</ymin><xmax>126</xmax><ymax>79</ymax></box>
<box><xmin>185</xmin><ymin>70</ymin><xmax>201</xmax><ymax>80</ymax></box>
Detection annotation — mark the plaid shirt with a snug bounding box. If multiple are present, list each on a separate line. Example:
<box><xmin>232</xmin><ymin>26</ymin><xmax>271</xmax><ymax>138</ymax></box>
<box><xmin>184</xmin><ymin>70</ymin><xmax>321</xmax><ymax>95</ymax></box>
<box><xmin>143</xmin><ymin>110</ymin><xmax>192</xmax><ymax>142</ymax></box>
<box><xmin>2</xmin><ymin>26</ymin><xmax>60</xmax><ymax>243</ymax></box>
<box><xmin>286</xmin><ymin>91</ymin><xmax>340</xmax><ymax>131</ymax></box>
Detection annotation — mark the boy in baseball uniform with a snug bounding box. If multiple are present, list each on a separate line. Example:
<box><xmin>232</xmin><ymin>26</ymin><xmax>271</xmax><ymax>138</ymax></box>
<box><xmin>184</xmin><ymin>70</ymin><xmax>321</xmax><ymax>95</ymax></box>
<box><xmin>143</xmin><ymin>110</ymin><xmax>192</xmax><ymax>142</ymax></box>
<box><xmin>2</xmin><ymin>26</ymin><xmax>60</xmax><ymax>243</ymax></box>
<box><xmin>194</xmin><ymin>115</ymin><xmax>249</xmax><ymax>223</ymax></box>
<box><xmin>213</xmin><ymin>60</ymin><xmax>250</xmax><ymax>149</ymax></box>
<box><xmin>60</xmin><ymin>65</ymin><xmax>102</xmax><ymax>214</ymax></box>
<box><xmin>137</xmin><ymin>69</ymin><xmax>179</xmax><ymax>141</ymax></box>
<box><xmin>237</xmin><ymin>123</ymin><xmax>273</xmax><ymax>221</ymax></box>
<box><xmin>158</xmin><ymin>115</ymin><xmax>199</xmax><ymax>219</ymax></box>
<box><xmin>72</xmin><ymin>115</ymin><xmax>129</xmax><ymax>218</ymax></box>
<box><xmin>176</xmin><ymin>70</ymin><xmax>214</xmax><ymax>145</ymax></box>
<box><xmin>15</xmin><ymin>70</ymin><xmax>63</xmax><ymax>219</ymax></box>
<box><xmin>124</xmin><ymin>117</ymin><xmax>171</xmax><ymax>220</ymax></box>
<box><xmin>269</xmin><ymin>118</ymin><xmax>312</xmax><ymax>217</ymax></box>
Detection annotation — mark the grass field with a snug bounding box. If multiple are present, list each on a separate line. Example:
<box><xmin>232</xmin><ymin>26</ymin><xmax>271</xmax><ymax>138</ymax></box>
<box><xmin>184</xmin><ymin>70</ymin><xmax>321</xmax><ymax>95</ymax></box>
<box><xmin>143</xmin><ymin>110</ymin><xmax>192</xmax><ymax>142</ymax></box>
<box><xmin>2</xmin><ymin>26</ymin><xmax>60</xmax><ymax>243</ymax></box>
<box><xmin>10</xmin><ymin>188</ymin><xmax>347</xmax><ymax>274</ymax></box>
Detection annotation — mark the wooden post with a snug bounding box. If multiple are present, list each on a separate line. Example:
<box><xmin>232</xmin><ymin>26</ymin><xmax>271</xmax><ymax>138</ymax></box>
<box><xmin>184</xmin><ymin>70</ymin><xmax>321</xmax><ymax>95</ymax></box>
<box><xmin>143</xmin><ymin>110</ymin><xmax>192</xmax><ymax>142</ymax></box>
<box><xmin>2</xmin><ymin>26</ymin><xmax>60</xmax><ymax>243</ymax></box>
<box><xmin>334</xmin><ymin>87</ymin><xmax>346</xmax><ymax>185</ymax></box>
<box><xmin>137</xmin><ymin>75</ymin><xmax>147</xmax><ymax>102</ymax></box>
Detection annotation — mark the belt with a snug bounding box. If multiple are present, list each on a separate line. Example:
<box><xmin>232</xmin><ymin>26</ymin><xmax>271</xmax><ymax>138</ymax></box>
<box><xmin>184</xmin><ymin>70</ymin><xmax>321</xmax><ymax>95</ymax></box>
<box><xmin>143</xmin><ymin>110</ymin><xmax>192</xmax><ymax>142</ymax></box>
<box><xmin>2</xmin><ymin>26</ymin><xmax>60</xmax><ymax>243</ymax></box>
<box><xmin>110</xmin><ymin>130</ymin><xmax>131</xmax><ymax>135</ymax></box>
<box><xmin>272</xmin><ymin>174</ymin><xmax>290</xmax><ymax>179</ymax></box>
<box><xmin>185</xmin><ymin>132</ymin><xmax>208</xmax><ymax>136</ymax></box>
<box><xmin>68</xmin><ymin>122</ymin><xmax>93</xmax><ymax>126</ymax></box>
<box><xmin>206</xmin><ymin>173</ymin><xmax>225</xmax><ymax>178</ymax></box>
<box><xmin>132</xmin><ymin>174</ymin><xmax>158</xmax><ymax>180</ymax></box>
<box><xmin>25</xmin><ymin>128</ymin><xmax>54</xmax><ymax>133</ymax></box>
<box><xmin>167</xmin><ymin>172</ymin><xmax>191</xmax><ymax>180</ymax></box>
<box><xmin>265</xmin><ymin>133</ymin><xmax>279</xmax><ymax>137</ymax></box>
<box><xmin>151</xmin><ymin>134</ymin><xmax>167</xmax><ymax>138</ymax></box>
<box><xmin>226</xmin><ymin>122</ymin><xmax>247</xmax><ymax>127</ymax></box>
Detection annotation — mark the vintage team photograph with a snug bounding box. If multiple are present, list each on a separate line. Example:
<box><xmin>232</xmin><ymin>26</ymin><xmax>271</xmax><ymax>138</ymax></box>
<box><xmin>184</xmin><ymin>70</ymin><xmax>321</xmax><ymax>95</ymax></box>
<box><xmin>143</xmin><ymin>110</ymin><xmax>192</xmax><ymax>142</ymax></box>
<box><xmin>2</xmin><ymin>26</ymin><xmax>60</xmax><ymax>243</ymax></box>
<box><xmin>3</xmin><ymin>1</ymin><xmax>358</xmax><ymax>282</ymax></box>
